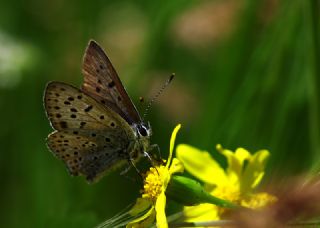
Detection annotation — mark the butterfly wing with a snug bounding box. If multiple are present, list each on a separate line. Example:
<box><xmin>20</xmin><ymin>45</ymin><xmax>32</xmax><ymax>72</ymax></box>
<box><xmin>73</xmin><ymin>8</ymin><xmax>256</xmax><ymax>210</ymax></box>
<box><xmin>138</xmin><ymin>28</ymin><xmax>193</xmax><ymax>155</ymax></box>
<box><xmin>81</xmin><ymin>40</ymin><xmax>141</xmax><ymax>125</ymax></box>
<box><xmin>47</xmin><ymin>131</ymin><xmax>129</xmax><ymax>182</ymax></box>
<box><xmin>44</xmin><ymin>81</ymin><xmax>136</xmax><ymax>182</ymax></box>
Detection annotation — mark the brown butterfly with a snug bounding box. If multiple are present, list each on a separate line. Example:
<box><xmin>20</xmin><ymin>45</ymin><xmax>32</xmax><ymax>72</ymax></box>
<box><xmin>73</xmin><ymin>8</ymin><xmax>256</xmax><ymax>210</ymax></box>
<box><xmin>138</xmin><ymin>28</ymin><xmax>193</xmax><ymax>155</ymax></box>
<box><xmin>44</xmin><ymin>40</ymin><xmax>151</xmax><ymax>182</ymax></box>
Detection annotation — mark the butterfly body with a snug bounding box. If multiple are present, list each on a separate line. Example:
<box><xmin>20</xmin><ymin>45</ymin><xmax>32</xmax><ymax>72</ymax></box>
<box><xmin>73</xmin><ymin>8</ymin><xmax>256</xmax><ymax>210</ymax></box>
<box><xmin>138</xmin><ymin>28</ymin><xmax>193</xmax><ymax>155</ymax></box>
<box><xmin>44</xmin><ymin>40</ymin><xmax>151</xmax><ymax>182</ymax></box>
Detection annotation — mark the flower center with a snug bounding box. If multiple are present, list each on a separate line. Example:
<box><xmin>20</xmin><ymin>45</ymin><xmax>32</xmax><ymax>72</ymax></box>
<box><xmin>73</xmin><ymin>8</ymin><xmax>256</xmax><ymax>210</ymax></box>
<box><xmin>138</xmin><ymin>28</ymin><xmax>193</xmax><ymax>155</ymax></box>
<box><xmin>213</xmin><ymin>184</ymin><xmax>240</xmax><ymax>203</ymax></box>
<box><xmin>142</xmin><ymin>166</ymin><xmax>169</xmax><ymax>202</ymax></box>
<box><xmin>211</xmin><ymin>184</ymin><xmax>240</xmax><ymax>215</ymax></box>
<box><xmin>241</xmin><ymin>192</ymin><xmax>277</xmax><ymax>209</ymax></box>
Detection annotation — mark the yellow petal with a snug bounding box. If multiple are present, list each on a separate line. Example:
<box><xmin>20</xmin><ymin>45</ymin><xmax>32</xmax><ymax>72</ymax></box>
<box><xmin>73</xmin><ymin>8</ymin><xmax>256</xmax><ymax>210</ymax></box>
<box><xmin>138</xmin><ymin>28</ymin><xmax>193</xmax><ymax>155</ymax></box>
<box><xmin>128</xmin><ymin>198</ymin><xmax>152</xmax><ymax>216</ymax></box>
<box><xmin>183</xmin><ymin>204</ymin><xmax>219</xmax><ymax>222</ymax></box>
<box><xmin>155</xmin><ymin>191</ymin><xmax>168</xmax><ymax>228</ymax></box>
<box><xmin>234</xmin><ymin>148</ymin><xmax>252</xmax><ymax>162</ymax></box>
<box><xmin>126</xmin><ymin>206</ymin><xmax>155</xmax><ymax>228</ymax></box>
<box><xmin>167</xmin><ymin>124</ymin><xmax>181</xmax><ymax>169</ymax></box>
<box><xmin>176</xmin><ymin>144</ymin><xmax>228</xmax><ymax>186</ymax></box>
<box><xmin>217</xmin><ymin>144</ymin><xmax>251</xmax><ymax>177</ymax></box>
<box><xmin>169</xmin><ymin>158</ymin><xmax>184</xmax><ymax>175</ymax></box>
<box><xmin>241</xmin><ymin>150</ymin><xmax>270</xmax><ymax>192</ymax></box>
<box><xmin>126</xmin><ymin>198</ymin><xmax>155</xmax><ymax>228</ymax></box>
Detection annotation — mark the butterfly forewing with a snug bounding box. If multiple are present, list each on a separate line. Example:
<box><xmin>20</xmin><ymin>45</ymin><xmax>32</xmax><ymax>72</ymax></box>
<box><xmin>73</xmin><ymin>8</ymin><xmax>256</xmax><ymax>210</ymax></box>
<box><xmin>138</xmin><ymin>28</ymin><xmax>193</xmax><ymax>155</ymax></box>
<box><xmin>44</xmin><ymin>81</ymin><xmax>136</xmax><ymax>182</ymax></box>
<box><xmin>45</xmin><ymin>82</ymin><xmax>129</xmax><ymax>130</ymax></box>
<box><xmin>81</xmin><ymin>40</ymin><xmax>141</xmax><ymax>124</ymax></box>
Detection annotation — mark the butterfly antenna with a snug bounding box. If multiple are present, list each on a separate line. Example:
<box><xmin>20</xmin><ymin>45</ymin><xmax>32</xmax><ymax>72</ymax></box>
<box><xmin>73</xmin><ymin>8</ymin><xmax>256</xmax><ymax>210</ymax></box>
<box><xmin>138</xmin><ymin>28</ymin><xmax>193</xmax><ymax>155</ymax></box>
<box><xmin>142</xmin><ymin>73</ymin><xmax>175</xmax><ymax>121</ymax></box>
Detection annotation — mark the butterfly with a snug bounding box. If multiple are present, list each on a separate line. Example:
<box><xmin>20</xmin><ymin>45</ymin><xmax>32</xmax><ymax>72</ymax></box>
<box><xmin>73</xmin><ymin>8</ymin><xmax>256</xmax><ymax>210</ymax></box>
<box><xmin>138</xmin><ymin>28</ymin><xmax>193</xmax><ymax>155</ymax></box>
<box><xmin>44</xmin><ymin>40</ymin><xmax>152</xmax><ymax>183</ymax></box>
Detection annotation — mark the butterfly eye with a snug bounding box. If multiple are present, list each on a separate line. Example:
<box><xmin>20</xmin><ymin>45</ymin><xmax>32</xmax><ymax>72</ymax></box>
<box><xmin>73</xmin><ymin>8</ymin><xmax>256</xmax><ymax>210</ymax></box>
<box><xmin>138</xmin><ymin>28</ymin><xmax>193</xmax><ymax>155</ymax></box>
<box><xmin>138</xmin><ymin>125</ymin><xmax>148</xmax><ymax>137</ymax></box>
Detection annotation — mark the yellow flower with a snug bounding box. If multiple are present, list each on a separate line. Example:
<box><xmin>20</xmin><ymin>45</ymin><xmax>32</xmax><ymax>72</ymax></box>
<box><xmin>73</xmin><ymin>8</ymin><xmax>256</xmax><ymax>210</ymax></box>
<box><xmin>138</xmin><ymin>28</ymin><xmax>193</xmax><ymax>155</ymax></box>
<box><xmin>176</xmin><ymin>144</ymin><xmax>276</xmax><ymax>222</ymax></box>
<box><xmin>127</xmin><ymin>124</ymin><xmax>184</xmax><ymax>228</ymax></box>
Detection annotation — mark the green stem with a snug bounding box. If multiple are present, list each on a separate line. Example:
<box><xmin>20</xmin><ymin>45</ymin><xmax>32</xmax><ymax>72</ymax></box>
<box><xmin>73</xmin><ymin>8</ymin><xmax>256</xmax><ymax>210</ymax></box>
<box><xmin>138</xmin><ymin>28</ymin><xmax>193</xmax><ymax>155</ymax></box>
<box><xmin>167</xmin><ymin>175</ymin><xmax>239</xmax><ymax>209</ymax></box>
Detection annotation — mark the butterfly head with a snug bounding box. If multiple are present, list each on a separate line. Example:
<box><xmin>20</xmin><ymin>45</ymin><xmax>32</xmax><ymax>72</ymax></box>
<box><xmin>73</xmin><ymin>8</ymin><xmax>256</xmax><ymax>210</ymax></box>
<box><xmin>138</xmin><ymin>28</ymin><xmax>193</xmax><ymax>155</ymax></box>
<box><xmin>136</xmin><ymin>122</ymin><xmax>152</xmax><ymax>138</ymax></box>
<box><xmin>129</xmin><ymin>122</ymin><xmax>152</xmax><ymax>161</ymax></box>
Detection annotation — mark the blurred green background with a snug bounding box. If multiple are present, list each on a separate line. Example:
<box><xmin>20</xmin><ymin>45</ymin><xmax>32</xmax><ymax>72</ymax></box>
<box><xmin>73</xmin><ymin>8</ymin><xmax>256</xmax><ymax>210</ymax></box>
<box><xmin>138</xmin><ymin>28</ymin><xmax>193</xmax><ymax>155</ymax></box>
<box><xmin>0</xmin><ymin>0</ymin><xmax>319</xmax><ymax>227</ymax></box>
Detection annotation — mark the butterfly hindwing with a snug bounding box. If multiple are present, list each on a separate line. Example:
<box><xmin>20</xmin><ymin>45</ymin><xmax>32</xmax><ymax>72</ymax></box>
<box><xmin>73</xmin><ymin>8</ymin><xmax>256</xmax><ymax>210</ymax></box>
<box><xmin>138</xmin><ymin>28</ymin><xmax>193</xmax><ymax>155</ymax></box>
<box><xmin>81</xmin><ymin>40</ymin><xmax>141</xmax><ymax>124</ymax></box>
<box><xmin>47</xmin><ymin>131</ymin><xmax>129</xmax><ymax>182</ymax></box>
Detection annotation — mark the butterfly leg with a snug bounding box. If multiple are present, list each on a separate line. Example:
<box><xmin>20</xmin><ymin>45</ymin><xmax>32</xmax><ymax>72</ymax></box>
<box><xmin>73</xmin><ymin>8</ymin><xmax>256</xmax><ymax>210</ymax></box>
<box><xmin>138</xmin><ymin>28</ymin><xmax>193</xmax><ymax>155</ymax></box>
<box><xmin>147</xmin><ymin>144</ymin><xmax>164</xmax><ymax>167</ymax></box>
<box><xmin>120</xmin><ymin>163</ymin><xmax>132</xmax><ymax>175</ymax></box>
<box><xmin>144</xmin><ymin>151</ymin><xmax>159</xmax><ymax>167</ymax></box>
<box><xmin>143</xmin><ymin>151</ymin><xmax>153</xmax><ymax>161</ymax></box>
<box><xmin>120</xmin><ymin>162</ymin><xmax>143</xmax><ymax>183</ymax></box>
<box><xmin>142</xmin><ymin>151</ymin><xmax>161</xmax><ymax>175</ymax></box>
<box><xmin>149</xmin><ymin>144</ymin><xmax>161</xmax><ymax>160</ymax></box>
<box><xmin>120</xmin><ymin>158</ymin><xmax>142</xmax><ymax>178</ymax></box>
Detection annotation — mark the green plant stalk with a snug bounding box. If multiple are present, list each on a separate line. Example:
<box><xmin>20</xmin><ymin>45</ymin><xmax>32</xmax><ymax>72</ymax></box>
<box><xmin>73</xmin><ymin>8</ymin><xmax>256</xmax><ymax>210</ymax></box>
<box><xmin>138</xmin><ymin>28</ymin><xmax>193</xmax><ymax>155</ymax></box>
<box><xmin>166</xmin><ymin>175</ymin><xmax>239</xmax><ymax>209</ymax></box>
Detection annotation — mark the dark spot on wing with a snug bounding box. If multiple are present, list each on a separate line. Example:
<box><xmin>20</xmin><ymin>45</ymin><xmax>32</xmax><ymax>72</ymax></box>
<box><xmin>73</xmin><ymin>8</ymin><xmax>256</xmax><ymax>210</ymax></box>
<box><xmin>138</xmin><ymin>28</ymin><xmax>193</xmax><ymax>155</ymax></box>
<box><xmin>117</xmin><ymin>96</ymin><xmax>121</xmax><ymax>101</ymax></box>
<box><xmin>84</xmin><ymin>105</ymin><xmax>93</xmax><ymax>112</ymax></box>
<box><xmin>54</xmin><ymin>106</ymin><xmax>60</xmax><ymax>110</ymax></box>
<box><xmin>70</xmin><ymin>108</ymin><xmax>77</xmax><ymax>112</ymax></box>
<box><xmin>60</xmin><ymin>121</ymin><xmax>68</xmax><ymax>129</ymax></box>
<box><xmin>98</xmin><ymin>79</ymin><xmax>102</xmax><ymax>84</ymax></box>
<box><xmin>73</xmin><ymin>131</ymin><xmax>78</xmax><ymax>135</ymax></box>
<box><xmin>99</xmin><ymin>64</ymin><xmax>104</xmax><ymax>69</ymax></box>
<box><xmin>105</xmin><ymin>137</ymin><xmax>110</xmax><ymax>142</ymax></box>
<box><xmin>56</xmin><ymin>113</ymin><xmax>62</xmax><ymax>118</ymax></box>
<box><xmin>110</xmin><ymin>122</ymin><xmax>115</xmax><ymax>127</ymax></box>
<box><xmin>80</xmin><ymin>122</ymin><xmax>86</xmax><ymax>128</ymax></box>
<box><xmin>100</xmin><ymin>115</ymin><xmax>104</xmax><ymax>120</ymax></box>
<box><xmin>64</xmin><ymin>101</ymin><xmax>71</xmax><ymax>105</ymax></box>
<box><xmin>91</xmin><ymin>133</ymin><xmax>96</xmax><ymax>137</ymax></box>
<box><xmin>68</xmin><ymin>97</ymin><xmax>74</xmax><ymax>101</ymax></box>
<box><xmin>96</xmin><ymin>87</ymin><xmax>101</xmax><ymax>93</ymax></box>
<box><xmin>108</xmin><ymin>81</ymin><xmax>115</xmax><ymax>88</ymax></box>
<box><xmin>70</xmin><ymin>114</ymin><xmax>76</xmax><ymax>118</ymax></box>
<box><xmin>60</xmin><ymin>88</ymin><xmax>65</xmax><ymax>91</ymax></box>
<box><xmin>77</xmin><ymin>95</ymin><xmax>82</xmax><ymax>99</ymax></box>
